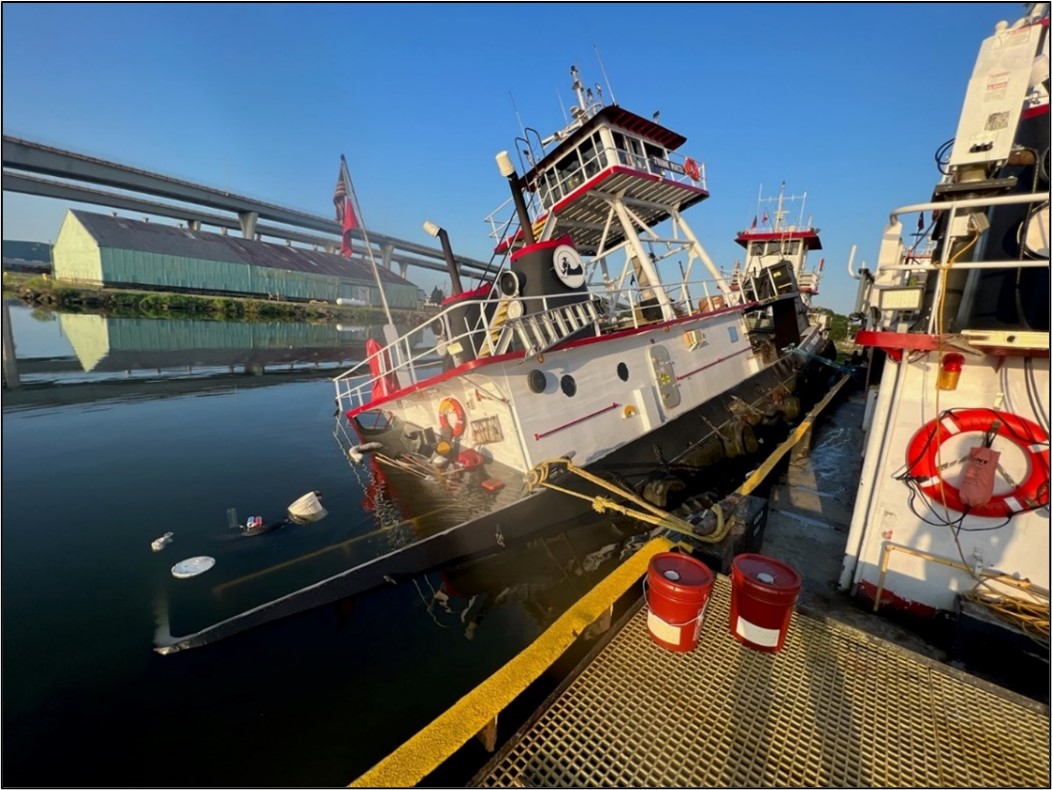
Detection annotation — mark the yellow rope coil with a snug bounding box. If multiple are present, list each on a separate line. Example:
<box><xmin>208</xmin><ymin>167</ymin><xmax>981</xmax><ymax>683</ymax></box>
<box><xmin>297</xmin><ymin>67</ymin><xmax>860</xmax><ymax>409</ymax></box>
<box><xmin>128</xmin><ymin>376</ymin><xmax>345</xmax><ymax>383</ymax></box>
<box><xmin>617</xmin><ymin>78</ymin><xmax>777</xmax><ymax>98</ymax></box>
<box><xmin>963</xmin><ymin>584</ymin><xmax>1050</xmax><ymax>640</ymax></box>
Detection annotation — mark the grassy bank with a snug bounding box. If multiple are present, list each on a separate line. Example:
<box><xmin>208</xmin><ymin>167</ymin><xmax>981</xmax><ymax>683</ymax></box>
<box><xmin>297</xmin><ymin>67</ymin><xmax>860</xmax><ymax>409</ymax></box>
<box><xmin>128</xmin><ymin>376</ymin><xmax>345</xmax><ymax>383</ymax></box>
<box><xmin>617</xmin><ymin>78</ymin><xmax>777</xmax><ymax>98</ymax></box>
<box><xmin>2</xmin><ymin>272</ymin><xmax>434</xmax><ymax>325</ymax></box>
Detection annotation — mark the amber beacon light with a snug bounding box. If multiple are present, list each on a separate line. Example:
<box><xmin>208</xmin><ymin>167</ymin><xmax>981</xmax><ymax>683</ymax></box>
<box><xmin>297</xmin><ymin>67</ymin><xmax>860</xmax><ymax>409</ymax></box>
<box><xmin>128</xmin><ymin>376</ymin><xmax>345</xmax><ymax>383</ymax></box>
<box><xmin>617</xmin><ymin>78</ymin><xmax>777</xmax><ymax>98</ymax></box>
<box><xmin>937</xmin><ymin>352</ymin><xmax>965</xmax><ymax>391</ymax></box>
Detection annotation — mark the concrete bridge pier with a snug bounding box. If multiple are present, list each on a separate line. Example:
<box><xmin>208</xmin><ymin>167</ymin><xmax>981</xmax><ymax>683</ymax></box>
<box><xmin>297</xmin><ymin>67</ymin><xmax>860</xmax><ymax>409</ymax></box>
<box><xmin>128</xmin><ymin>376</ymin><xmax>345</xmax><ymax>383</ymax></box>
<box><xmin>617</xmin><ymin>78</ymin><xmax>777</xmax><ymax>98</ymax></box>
<box><xmin>238</xmin><ymin>210</ymin><xmax>258</xmax><ymax>238</ymax></box>
<box><xmin>1</xmin><ymin>298</ymin><xmax>19</xmax><ymax>389</ymax></box>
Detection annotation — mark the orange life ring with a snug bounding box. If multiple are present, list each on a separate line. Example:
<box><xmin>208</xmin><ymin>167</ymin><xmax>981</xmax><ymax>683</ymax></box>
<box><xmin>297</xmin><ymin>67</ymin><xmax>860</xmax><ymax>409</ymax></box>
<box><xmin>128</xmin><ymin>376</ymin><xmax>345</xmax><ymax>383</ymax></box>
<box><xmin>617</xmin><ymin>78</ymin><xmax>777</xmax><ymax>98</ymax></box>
<box><xmin>905</xmin><ymin>408</ymin><xmax>1049</xmax><ymax>518</ymax></box>
<box><xmin>684</xmin><ymin>157</ymin><xmax>700</xmax><ymax>182</ymax></box>
<box><xmin>438</xmin><ymin>397</ymin><xmax>466</xmax><ymax>438</ymax></box>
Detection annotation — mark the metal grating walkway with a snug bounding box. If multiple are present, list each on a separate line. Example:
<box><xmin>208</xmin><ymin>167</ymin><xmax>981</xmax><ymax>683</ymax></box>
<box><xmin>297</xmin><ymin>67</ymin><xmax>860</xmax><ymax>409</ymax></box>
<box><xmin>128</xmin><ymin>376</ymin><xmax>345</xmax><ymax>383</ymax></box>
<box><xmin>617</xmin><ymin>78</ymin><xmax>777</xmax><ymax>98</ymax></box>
<box><xmin>475</xmin><ymin>575</ymin><xmax>1050</xmax><ymax>787</ymax></box>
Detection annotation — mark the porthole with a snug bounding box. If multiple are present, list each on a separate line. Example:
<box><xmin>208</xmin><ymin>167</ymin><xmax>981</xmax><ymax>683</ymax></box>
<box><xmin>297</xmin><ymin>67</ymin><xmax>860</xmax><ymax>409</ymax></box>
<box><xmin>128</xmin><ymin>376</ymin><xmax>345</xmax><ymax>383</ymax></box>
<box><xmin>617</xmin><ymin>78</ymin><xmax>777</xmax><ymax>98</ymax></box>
<box><xmin>528</xmin><ymin>369</ymin><xmax>547</xmax><ymax>393</ymax></box>
<box><xmin>561</xmin><ymin>375</ymin><xmax>577</xmax><ymax>397</ymax></box>
<box><xmin>617</xmin><ymin>362</ymin><xmax>629</xmax><ymax>381</ymax></box>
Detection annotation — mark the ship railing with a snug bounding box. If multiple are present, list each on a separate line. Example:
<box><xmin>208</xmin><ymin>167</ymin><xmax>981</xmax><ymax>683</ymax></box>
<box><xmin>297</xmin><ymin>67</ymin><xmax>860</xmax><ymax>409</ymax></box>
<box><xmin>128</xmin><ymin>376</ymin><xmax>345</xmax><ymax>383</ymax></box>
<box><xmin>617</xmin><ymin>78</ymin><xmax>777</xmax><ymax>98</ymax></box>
<box><xmin>862</xmin><ymin>190</ymin><xmax>1049</xmax><ymax>332</ymax></box>
<box><xmin>468</xmin><ymin>275</ymin><xmax>738</xmax><ymax>358</ymax></box>
<box><xmin>486</xmin><ymin>147</ymin><xmax>708</xmax><ymax>246</ymax></box>
<box><xmin>731</xmin><ymin>264</ymin><xmax>799</xmax><ymax>305</ymax></box>
<box><xmin>334</xmin><ymin>273</ymin><xmax>737</xmax><ymax>414</ymax></box>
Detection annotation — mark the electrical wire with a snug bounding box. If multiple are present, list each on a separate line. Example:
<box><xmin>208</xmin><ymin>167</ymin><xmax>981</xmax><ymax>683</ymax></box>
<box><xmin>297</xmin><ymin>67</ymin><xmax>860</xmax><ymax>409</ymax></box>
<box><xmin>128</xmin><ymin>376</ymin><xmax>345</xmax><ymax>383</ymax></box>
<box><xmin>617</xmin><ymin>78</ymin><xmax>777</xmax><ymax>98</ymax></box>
<box><xmin>934</xmin><ymin>137</ymin><xmax>955</xmax><ymax>176</ymax></box>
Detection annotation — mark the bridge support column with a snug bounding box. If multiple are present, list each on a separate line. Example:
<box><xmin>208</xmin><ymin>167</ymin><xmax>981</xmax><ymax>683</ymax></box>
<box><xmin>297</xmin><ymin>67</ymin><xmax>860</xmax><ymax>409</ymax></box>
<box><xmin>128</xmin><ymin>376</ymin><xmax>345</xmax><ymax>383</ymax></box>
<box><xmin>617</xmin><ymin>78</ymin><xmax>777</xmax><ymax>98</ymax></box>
<box><xmin>398</xmin><ymin>262</ymin><xmax>409</xmax><ymax>279</ymax></box>
<box><xmin>238</xmin><ymin>211</ymin><xmax>258</xmax><ymax>239</ymax></box>
<box><xmin>382</xmin><ymin>243</ymin><xmax>394</xmax><ymax>270</ymax></box>
<box><xmin>188</xmin><ymin>220</ymin><xmax>201</xmax><ymax>232</ymax></box>
<box><xmin>2</xmin><ymin>298</ymin><xmax>20</xmax><ymax>389</ymax></box>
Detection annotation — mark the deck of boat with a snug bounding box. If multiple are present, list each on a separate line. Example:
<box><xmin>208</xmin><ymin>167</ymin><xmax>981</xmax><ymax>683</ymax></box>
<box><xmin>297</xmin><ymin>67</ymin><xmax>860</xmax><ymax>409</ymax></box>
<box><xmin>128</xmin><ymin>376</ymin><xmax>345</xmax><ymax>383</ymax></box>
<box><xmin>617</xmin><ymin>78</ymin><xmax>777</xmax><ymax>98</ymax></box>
<box><xmin>472</xmin><ymin>572</ymin><xmax>1050</xmax><ymax>787</ymax></box>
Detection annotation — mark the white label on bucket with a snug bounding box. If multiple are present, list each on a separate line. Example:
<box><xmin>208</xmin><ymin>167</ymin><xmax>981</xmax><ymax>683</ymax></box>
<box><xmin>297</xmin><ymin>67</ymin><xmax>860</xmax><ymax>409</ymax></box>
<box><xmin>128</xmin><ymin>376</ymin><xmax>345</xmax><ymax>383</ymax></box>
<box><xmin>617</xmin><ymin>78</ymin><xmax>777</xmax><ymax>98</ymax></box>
<box><xmin>735</xmin><ymin>616</ymin><xmax>781</xmax><ymax>648</ymax></box>
<box><xmin>647</xmin><ymin>611</ymin><xmax>682</xmax><ymax>646</ymax></box>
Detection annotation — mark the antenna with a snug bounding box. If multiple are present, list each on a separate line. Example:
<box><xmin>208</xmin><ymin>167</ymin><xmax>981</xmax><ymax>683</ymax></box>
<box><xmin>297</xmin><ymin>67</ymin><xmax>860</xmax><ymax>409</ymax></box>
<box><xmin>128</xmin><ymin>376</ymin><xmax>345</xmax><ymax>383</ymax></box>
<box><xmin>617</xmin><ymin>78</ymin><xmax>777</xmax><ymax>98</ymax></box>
<box><xmin>509</xmin><ymin>90</ymin><xmax>528</xmax><ymax>142</ymax></box>
<box><xmin>557</xmin><ymin>86</ymin><xmax>568</xmax><ymax>125</ymax></box>
<box><xmin>593</xmin><ymin>44</ymin><xmax>617</xmax><ymax>105</ymax></box>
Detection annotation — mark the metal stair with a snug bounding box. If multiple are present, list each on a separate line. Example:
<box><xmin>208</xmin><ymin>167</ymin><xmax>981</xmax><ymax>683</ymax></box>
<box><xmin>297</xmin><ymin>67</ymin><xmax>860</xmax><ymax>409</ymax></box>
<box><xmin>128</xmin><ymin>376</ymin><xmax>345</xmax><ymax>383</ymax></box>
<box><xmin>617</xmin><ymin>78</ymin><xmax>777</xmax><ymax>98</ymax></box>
<box><xmin>507</xmin><ymin>298</ymin><xmax>603</xmax><ymax>358</ymax></box>
<box><xmin>478</xmin><ymin>298</ymin><xmax>512</xmax><ymax>358</ymax></box>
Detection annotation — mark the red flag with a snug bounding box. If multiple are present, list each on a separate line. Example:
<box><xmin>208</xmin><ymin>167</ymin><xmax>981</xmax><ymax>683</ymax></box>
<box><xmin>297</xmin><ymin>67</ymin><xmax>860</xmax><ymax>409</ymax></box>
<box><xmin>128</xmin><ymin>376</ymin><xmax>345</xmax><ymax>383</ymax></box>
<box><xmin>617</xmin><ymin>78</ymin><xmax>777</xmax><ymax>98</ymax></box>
<box><xmin>761</xmin><ymin>209</ymin><xmax>769</xmax><ymax>226</ymax></box>
<box><xmin>750</xmin><ymin>215</ymin><xmax>757</xmax><ymax>230</ymax></box>
<box><xmin>334</xmin><ymin>169</ymin><xmax>357</xmax><ymax>257</ymax></box>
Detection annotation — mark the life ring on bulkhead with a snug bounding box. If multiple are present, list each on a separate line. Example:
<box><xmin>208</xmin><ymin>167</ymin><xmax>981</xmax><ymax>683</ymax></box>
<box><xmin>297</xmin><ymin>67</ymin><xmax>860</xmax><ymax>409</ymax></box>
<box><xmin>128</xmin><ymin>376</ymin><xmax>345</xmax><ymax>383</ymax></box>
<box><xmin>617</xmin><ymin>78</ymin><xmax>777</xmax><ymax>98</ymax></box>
<box><xmin>438</xmin><ymin>397</ymin><xmax>467</xmax><ymax>438</ymax></box>
<box><xmin>684</xmin><ymin>157</ymin><xmax>701</xmax><ymax>182</ymax></box>
<box><xmin>905</xmin><ymin>408</ymin><xmax>1050</xmax><ymax>518</ymax></box>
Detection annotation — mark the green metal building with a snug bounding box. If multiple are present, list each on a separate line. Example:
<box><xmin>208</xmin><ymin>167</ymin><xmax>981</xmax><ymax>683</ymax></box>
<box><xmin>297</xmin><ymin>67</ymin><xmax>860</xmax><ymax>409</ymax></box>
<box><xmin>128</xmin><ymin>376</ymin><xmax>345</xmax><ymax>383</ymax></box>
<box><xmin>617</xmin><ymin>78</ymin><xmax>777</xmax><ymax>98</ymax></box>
<box><xmin>52</xmin><ymin>210</ymin><xmax>420</xmax><ymax>307</ymax></box>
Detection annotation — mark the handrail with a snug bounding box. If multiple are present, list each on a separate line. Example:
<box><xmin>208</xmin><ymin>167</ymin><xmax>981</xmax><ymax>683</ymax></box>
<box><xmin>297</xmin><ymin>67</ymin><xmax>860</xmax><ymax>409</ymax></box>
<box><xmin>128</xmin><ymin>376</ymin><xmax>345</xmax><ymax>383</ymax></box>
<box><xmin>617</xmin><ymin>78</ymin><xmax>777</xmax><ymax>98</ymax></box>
<box><xmin>333</xmin><ymin>274</ymin><xmax>746</xmax><ymax>415</ymax></box>
<box><xmin>485</xmin><ymin>148</ymin><xmax>708</xmax><ymax>246</ymax></box>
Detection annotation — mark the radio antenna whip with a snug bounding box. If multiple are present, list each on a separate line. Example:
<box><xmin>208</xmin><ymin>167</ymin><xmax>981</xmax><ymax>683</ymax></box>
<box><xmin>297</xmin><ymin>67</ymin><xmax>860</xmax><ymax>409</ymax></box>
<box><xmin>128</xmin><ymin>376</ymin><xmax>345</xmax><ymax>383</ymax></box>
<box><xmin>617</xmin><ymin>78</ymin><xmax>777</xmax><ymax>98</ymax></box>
<box><xmin>594</xmin><ymin>44</ymin><xmax>617</xmax><ymax>105</ymax></box>
<box><xmin>509</xmin><ymin>90</ymin><xmax>528</xmax><ymax>141</ymax></box>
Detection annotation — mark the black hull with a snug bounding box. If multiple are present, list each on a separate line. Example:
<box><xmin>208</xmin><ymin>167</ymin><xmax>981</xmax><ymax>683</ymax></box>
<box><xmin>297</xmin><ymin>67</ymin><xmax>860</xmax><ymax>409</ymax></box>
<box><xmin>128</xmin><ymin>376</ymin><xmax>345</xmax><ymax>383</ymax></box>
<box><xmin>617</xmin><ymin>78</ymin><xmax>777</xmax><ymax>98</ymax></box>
<box><xmin>156</xmin><ymin>348</ymin><xmax>828</xmax><ymax>653</ymax></box>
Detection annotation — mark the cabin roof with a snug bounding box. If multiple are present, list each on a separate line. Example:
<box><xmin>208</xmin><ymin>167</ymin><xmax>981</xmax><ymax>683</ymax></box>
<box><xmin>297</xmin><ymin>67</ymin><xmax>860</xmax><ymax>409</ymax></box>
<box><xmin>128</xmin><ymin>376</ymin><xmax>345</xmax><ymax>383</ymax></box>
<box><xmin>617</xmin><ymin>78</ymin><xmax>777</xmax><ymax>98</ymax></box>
<box><xmin>734</xmin><ymin>229</ymin><xmax>823</xmax><ymax>250</ymax></box>
<box><xmin>523</xmin><ymin>105</ymin><xmax>687</xmax><ymax>186</ymax></box>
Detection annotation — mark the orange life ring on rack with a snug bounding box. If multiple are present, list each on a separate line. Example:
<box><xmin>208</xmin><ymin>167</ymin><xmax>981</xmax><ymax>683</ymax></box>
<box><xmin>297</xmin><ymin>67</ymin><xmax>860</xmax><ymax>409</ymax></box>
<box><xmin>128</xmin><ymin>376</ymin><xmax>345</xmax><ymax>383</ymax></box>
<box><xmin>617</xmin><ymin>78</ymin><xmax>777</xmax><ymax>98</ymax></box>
<box><xmin>684</xmin><ymin>157</ymin><xmax>701</xmax><ymax>182</ymax></box>
<box><xmin>905</xmin><ymin>408</ymin><xmax>1050</xmax><ymax>518</ymax></box>
<box><xmin>438</xmin><ymin>397</ymin><xmax>467</xmax><ymax>438</ymax></box>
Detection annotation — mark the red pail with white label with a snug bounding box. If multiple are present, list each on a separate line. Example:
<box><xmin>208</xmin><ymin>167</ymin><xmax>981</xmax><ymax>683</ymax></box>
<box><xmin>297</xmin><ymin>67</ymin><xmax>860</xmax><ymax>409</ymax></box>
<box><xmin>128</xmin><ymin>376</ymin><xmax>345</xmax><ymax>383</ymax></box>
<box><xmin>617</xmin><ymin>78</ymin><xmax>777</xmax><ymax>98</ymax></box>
<box><xmin>729</xmin><ymin>553</ymin><xmax>801</xmax><ymax>654</ymax></box>
<box><xmin>645</xmin><ymin>553</ymin><xmax>714</xmax><ymax>652</ymax></box>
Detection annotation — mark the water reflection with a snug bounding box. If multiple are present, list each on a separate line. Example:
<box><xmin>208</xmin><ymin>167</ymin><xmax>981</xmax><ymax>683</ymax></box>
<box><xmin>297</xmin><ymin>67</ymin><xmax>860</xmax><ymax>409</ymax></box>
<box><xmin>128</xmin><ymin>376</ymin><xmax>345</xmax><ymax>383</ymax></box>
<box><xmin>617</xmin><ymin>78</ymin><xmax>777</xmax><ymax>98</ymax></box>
<box><xmin>1</xmin><ymin>301</ymin><xmax>418</xmax><ymax>409</ymax></box>
<box><xmin>61</xmin><ymin>312</ymin><xmax>371</xmax><ymax>372</ymax></box>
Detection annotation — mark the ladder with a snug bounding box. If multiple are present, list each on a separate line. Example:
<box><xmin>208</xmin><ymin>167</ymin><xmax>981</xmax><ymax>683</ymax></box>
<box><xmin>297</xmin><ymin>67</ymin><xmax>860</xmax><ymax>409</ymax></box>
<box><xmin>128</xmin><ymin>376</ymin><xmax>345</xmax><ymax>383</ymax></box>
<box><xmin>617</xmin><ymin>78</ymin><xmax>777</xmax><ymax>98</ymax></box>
<box><xmin>507</xmin><ymin>298</ymin><xmax>603</xmax><ymax>358</ymax></box>
<box><xmin>478</xmin><ymin>298</ymin><xmax>512</xmax><ymax>358</ymax></box>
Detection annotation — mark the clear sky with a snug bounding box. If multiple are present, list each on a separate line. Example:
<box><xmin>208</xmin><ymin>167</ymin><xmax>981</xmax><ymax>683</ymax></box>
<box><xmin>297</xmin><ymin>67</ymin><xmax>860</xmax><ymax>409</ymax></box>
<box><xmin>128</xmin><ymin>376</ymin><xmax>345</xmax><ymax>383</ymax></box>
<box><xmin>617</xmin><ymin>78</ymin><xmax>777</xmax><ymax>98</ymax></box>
<box><xmin>1</xmin><ymin>2</ymin><xmax>1022</xmax><ymax>313</ymax></box>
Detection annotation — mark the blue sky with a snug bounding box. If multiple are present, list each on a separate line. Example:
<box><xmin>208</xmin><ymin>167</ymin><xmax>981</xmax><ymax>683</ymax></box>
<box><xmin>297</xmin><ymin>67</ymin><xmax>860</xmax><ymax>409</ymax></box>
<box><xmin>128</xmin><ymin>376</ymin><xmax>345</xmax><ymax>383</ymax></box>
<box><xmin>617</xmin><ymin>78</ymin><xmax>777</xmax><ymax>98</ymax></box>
<box><xmin>1</xmin><ymin>2</ymin><xmax>1021</xmax><ymax>313</ymax></box>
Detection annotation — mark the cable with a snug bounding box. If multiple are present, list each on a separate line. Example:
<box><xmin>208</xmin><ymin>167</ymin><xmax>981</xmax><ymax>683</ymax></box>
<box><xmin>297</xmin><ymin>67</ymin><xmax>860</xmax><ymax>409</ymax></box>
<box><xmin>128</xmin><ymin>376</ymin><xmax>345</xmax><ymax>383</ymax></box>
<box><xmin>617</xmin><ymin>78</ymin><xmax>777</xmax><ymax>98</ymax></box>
<box><xmin>934</xmin><ymin>137</ymin><xmax>955</xmax><ymax>176</ymax></box>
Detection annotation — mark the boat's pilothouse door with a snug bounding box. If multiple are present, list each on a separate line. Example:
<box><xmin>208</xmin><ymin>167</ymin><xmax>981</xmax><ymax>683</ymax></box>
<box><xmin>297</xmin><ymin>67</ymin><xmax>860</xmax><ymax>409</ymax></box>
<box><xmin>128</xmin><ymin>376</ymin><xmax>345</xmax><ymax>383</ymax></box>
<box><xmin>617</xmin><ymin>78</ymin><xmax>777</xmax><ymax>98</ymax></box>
<box><xmin>647</xmin><ymin>345</ymin><xmax>680</xmax><ymax>409</ymax></box>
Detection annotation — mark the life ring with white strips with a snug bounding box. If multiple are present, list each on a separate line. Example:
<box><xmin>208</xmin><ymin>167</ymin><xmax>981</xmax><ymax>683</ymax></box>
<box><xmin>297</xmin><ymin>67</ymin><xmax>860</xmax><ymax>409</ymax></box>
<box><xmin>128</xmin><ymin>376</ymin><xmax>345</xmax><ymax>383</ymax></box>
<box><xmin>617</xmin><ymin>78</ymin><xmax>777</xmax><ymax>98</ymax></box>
<box><xmin>905</xmin><ymin>408</ymin><xmax>1049</xmax><ymax>518</ymax></box>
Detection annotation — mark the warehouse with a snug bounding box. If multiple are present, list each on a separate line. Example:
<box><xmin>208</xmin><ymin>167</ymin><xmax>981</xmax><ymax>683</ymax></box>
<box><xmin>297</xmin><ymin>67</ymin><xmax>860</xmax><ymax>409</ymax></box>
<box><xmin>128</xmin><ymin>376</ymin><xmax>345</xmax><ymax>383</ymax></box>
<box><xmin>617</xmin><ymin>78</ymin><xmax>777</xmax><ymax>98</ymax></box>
<box><xmin>51</xmin><ymin>210</ymin><xmax>420</xmax><ymax>307</ymax></box>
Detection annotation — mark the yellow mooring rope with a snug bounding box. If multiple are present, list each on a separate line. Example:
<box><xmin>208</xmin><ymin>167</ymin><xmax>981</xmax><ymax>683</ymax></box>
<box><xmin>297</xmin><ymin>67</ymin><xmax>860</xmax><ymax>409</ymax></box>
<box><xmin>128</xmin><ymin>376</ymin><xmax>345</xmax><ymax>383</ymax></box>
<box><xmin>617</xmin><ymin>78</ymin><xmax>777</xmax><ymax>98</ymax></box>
<box><xmin>528</xmin><ymin>373</ymin><xmax>852</xmax><ymax>545</ymax></box>
<box><xmin>963</xmin><ymin>581</ymin><xmax>1050</xmax><ymax>642</ymax></box>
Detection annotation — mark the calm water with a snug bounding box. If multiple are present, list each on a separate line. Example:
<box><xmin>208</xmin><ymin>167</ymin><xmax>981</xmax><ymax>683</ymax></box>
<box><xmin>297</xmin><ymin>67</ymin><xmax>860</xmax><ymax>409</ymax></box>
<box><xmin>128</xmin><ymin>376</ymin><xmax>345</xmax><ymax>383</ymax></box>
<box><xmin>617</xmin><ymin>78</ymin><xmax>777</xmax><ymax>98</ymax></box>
<box><xmin>1</xmin><ymin>302</ymin><xmax>639</xmax><ymax>786</ymax></box>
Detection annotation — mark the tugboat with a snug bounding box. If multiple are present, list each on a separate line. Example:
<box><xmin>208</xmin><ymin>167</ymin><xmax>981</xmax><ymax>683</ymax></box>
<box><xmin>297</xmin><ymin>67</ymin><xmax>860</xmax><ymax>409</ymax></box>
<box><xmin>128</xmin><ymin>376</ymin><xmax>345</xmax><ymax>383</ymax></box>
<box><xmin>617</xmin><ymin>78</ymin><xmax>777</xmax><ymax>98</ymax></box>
<box><xmin>839</xmin><ymin>4</ymin><xmax>1049</xmax><ymax>680</ymax></box>
<box><xmin>331</xmin><ymin>67</ymin><xmax>834</xmax><ymax>583</ymax></box>
<box><xmin>154</xmin><ymin>66</ymin><xmax>836</xmax><ymax>654</ymax></box>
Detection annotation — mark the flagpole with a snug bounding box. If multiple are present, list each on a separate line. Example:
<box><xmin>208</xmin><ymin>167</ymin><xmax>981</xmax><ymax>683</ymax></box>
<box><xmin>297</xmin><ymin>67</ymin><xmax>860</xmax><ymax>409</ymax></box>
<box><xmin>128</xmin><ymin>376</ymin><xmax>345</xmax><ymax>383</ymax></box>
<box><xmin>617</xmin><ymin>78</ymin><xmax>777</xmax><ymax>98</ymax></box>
<box><xmin>340</xmin><ymin>155</ymin><xmax>395</xmax><ymax>328</ymax></box>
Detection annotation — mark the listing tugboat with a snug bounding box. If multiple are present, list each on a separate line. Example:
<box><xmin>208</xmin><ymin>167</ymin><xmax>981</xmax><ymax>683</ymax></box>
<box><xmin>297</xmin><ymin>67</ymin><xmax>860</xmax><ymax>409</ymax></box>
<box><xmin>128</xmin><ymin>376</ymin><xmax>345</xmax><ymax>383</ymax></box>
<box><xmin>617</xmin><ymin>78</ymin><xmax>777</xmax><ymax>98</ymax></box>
<box><xmin>331</xmin><ymin>67</ymin><xmax>833</xmax><ymax>581</ymax></box>
<box><xmin>154</xmin><ymin>65</ymin><xmax>836</xmax><ymax>654</ymax></box>
<box><xmin>840</xmin><ymin>4</ymin><xmax>1049</xmax><ymax>687</ymax></box>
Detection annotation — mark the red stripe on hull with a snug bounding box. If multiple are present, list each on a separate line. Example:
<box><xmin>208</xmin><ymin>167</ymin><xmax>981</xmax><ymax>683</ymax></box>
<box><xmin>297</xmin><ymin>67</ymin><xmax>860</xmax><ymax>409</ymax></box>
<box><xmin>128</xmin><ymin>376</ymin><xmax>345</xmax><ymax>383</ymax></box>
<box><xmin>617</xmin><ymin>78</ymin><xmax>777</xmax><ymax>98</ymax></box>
<box><xmin>345</xmin><ymin>302</ymin><xmax>752</xmax><ymax>420</ymax></box>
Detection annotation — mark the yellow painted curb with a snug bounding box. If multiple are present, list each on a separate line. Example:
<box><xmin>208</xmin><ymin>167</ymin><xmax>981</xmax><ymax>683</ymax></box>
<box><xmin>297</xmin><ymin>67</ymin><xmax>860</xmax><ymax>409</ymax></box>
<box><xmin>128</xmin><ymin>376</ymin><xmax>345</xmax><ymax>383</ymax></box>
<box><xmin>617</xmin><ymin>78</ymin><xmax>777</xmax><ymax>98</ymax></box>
<box><xmin>350</xmin><ymin>535</ymin><xmax>675</xmax><ymax>787</ymax></box>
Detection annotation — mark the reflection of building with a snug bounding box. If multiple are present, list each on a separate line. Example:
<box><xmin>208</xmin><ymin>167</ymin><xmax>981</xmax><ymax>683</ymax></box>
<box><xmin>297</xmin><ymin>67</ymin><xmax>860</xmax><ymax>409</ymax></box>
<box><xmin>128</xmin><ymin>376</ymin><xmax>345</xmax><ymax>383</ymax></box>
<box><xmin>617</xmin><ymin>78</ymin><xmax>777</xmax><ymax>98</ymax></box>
<box><xmin>59</xmin><ymin>313</ymin><xmax>370</xmax><ymax>372</ymax></box>
<box><xmin>52</xmin><ymin>210</ymin><xmax>420</xmax><ymax>307</ymax></box>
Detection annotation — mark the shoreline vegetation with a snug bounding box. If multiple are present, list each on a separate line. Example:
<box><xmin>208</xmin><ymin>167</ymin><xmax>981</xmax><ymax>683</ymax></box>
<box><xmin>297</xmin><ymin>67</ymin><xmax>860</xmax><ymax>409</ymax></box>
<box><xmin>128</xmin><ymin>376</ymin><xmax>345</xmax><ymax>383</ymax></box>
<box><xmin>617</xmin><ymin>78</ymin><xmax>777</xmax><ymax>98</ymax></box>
<box><xmin>3</xmin><ymin>272</ymin><xmax>857</xmax><ymax>357</ymax></box>
<box><xmin>2</xmin><ymin>272</ymin><xmax>435</xmax><ymax>325</ymax></box>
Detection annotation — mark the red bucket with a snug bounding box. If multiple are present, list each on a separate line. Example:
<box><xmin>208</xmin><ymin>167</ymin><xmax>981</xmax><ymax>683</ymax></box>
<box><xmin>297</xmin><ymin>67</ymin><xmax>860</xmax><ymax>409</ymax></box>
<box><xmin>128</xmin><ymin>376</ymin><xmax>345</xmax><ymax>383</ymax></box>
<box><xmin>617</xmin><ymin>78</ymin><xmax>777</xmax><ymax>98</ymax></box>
<box><xmin>645</xmin><ymin>553</ymin><xmax>715</xmax><ymax>652</ymax></box>
<box><xmin>729</xmin><ymin>553</ymin><xmax>801</xmax><ymax>654</ymax></box>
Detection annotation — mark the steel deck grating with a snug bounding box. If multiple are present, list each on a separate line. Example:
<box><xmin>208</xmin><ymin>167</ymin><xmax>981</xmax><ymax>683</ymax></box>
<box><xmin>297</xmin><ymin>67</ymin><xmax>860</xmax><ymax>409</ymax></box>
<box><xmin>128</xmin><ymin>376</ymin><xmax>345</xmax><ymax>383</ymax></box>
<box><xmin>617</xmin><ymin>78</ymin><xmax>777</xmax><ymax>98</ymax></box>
<box><xmin>476</xmin><ymin>575</ymin><xmax>1050</xmax><ymax>788</ymax></box>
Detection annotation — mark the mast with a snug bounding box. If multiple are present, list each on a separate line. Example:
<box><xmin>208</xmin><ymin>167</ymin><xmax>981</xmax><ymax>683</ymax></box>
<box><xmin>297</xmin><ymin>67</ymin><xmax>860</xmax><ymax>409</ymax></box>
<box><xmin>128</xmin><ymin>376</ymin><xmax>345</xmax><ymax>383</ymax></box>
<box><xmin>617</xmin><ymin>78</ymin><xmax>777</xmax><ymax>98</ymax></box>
<box><xmin>340</xmin><ymin>155</ymin><xmax>395</xmax><ymax>331</ymax></box>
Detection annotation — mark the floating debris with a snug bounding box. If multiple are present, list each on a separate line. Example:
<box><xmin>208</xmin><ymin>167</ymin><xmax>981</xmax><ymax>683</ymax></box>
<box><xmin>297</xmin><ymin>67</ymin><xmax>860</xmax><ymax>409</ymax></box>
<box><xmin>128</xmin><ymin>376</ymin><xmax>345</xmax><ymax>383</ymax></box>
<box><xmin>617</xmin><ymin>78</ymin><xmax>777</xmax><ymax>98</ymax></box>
<box><xmin>171</xmin><ymin>556</ymin><xmax>216</xmax><ymax>579</ymax></box>
<box><xmin>287</xmin><ymin>490</ymin><xmax>327</xmax><ymax>524</ymax></box>
<box><xmin>151</xmin><ymin>532</ymin><xmax>174</xmax><ymax>552</ymax></box>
